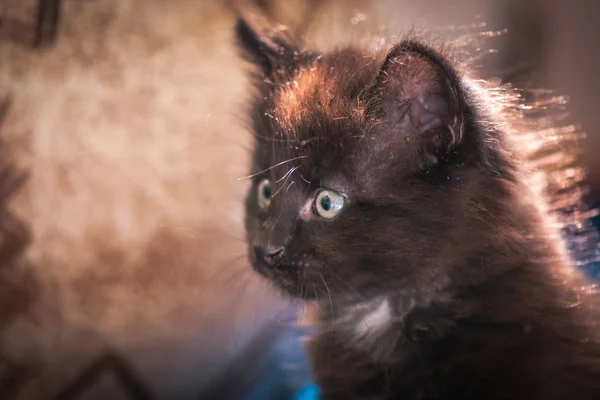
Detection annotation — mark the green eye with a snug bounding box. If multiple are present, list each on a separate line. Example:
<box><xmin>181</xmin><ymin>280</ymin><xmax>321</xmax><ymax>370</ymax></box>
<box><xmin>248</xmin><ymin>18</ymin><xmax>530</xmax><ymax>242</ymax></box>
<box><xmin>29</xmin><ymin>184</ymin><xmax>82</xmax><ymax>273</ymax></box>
<box><xmin>314</xmin><ymin>189</ymin><xmax>344</xmax><ymax>219</ymax></box>
<box><xmin>257</xmin><ymin>179</ymin><xmax>272</xmax><ymax>209</ymax></box>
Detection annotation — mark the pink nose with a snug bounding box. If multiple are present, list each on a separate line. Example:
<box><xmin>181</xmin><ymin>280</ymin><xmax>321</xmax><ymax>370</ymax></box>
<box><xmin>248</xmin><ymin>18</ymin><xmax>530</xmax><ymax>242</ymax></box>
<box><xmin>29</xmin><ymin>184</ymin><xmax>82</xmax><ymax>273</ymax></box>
<box><xmin>254</xmin><ymin>246</ymin><xmax>285</xmax><ymax>266</ymax></box>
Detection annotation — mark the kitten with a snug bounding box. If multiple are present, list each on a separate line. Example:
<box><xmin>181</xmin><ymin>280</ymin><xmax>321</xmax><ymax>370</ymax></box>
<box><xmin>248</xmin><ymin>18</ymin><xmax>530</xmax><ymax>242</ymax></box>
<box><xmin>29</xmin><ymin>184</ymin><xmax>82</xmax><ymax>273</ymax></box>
<box><xmin>237</xmin><ymin>17</ymin><xmax>600</xmax><ymax>400</ymax></box>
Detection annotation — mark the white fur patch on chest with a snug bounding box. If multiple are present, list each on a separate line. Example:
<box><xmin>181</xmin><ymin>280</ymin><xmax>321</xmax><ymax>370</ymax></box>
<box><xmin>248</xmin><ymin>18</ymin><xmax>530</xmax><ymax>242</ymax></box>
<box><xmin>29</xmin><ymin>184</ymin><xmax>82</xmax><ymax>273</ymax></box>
<box><xmin>351</xmin><ymin>297</ymin><xmax>393</xmax><ymax>339</ymax></box>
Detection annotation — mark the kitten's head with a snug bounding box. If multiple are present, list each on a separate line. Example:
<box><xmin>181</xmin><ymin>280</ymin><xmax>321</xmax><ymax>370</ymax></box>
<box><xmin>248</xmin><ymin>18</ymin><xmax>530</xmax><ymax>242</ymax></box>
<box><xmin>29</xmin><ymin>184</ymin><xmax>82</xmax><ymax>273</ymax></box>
<box><xmin>237</xmin><ymin>18</ymin><xmax>505</xmax><ymax>302</ymax></box>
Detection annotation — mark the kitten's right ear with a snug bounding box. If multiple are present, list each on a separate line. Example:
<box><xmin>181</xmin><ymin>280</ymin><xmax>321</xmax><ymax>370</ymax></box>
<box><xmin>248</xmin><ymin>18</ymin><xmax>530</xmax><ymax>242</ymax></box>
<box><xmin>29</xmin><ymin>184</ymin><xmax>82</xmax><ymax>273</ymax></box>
<box><xmin>234</xmin><ymin>17</ymin><xmax>298</xmax><ymax>78</ymax></box>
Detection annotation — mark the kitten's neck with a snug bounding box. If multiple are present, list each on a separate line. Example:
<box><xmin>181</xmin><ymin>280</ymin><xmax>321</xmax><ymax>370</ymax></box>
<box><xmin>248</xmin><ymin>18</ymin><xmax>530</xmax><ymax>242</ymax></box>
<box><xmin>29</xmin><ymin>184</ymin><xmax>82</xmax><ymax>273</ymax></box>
<box><xmin>314</xmin><ymin>287</ymin><xmax>448</xmax><ymax>361</ymax></box>
<box><xmin>314</xmin><ymin>237</ymin><xmax>578</xmax><ymax>364</ymax></box>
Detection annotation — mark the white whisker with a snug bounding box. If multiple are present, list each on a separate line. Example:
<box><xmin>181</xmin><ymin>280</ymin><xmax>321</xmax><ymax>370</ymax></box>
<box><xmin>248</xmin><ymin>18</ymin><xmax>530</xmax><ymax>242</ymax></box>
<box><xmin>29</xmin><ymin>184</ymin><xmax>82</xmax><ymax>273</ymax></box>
<box><xmin>319</xmin><ymin>272</ymin><xmax>334</xmax><ymax>316</ymax></box>
<box><xmin>300</xmin><ymin>173</ymin><xmax>311</xmax><ymax>185</ymax></box>
<box><xmin>276</xmin><ymin>166</ymin><xmax>299</xmax><ymax>183</ymax></box>
<box><xmin>237</xmin><ymin>156</ymin><xmax>308</xmax><ymax>180</ymax></box>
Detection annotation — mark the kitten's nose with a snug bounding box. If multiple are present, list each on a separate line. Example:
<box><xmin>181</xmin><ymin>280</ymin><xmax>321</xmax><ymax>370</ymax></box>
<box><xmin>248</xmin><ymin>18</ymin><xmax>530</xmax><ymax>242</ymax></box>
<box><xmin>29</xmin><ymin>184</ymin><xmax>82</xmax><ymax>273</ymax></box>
<box><xmin>254</xmin><ymin>245</ymin><xmax>285</xmax><ymax>266</ymax></box>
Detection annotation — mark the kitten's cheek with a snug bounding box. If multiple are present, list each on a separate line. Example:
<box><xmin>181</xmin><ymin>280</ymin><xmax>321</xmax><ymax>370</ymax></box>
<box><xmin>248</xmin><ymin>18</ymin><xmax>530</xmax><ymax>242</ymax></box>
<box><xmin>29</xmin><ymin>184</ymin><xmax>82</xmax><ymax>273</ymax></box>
<box><xmin>300</xmin><ymin>200</ymin><xmax>314</xmax><ymax>221</ymax></box>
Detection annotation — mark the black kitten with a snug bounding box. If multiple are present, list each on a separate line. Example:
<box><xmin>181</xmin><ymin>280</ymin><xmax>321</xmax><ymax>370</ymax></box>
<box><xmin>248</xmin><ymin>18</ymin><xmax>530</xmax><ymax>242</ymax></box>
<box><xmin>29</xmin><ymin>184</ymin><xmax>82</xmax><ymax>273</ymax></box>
<box><xmin>237</xmin><ymin>17</ymin><xmax>600</xmax><ymax>400</ymax></box>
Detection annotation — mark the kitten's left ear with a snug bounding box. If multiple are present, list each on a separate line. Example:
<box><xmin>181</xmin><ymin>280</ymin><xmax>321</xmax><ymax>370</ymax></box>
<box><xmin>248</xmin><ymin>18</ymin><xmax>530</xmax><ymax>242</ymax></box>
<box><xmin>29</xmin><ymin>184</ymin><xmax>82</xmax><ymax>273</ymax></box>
<box><xmin>367</xmin><ymin>41</ymin><xmax>465</xmax><ymax>169</ymax></box>
<box><xmin>235</xmin><ymin>17</ymin><xmax>300</xmax><ymax>79</ymax></box>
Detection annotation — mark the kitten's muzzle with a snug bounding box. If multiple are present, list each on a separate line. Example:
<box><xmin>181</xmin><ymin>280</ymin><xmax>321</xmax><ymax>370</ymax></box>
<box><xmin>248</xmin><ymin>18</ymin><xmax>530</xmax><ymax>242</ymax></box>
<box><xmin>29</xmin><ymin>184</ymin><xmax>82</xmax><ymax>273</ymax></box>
<box><xmin>253</xmin><ymin>245</ymin><xmax>285</xmax><ymax>267</ymax></box>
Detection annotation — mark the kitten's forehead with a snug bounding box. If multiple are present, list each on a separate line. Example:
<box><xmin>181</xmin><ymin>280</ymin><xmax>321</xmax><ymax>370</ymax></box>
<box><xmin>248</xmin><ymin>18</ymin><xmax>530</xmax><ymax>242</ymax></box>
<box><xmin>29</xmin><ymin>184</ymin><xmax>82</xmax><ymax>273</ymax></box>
<box><xmin>257</xmin><ymin>49</ymin><xmax>387</xmax><ymax>195</ymax></box>
<box><xmin>273</xmin><ymin>63</ymin><xmax>351</xmax><ymax>133</ymax></box>
<box><xmin>269</xmin><ymin>49</ymin><xmax>378</xmax><ymax>140</ymax></box>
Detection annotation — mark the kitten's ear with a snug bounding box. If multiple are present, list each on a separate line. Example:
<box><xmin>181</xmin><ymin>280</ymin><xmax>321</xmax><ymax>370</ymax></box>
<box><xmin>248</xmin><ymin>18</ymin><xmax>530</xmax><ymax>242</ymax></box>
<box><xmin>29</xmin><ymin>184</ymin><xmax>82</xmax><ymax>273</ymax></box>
<box><xmin>367</xmin><ymin>41</ymin><xmax>464</xmax><ymax>169</ymax></box>
<box><xmin>235</xmin><ymin>17</ymin><xmax>299</xmax><ymax>79</ymax></box>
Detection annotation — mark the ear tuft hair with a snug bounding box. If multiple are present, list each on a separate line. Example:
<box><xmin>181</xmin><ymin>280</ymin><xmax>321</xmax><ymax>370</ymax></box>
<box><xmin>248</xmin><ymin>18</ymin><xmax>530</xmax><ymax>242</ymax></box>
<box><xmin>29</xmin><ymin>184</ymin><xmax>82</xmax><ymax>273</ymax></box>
<box><xmin>234</xmin><ymin>17</ymin><xmax>298</xmax><ymax>78</ymax></box>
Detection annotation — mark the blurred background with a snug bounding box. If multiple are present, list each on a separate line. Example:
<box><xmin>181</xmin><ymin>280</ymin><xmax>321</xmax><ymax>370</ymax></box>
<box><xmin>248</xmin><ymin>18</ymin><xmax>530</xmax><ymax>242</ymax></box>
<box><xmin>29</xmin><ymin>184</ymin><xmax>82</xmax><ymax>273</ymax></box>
<box><xmin>0</xmin><ymin>0</ymin><xmax>598</xmax><ymax>399</ymax></box>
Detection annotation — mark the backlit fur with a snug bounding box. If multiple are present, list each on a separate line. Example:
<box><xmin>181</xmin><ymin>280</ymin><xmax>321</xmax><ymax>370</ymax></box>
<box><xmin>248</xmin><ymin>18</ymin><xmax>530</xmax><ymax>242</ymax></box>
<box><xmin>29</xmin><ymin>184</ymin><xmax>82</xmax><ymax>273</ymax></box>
<box><xmin>239</xmin><ymin>17</ymin><xmax>600</xmax><ymax>400</ymax></box>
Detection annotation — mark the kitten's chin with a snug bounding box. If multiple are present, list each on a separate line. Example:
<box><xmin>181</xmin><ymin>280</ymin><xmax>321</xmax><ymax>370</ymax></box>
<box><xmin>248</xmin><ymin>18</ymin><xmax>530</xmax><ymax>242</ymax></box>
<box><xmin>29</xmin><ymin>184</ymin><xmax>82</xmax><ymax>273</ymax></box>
<box><xmin>273</xmin><ymin>279</ymin><xmax>312</xmax><ymax>299</ymax></box>
<box><xmin>266</xmin><ymin>275</ymin><xmax>313</xmax><ymax>299</ymax></box>
<box><xmin>250</xmin><ymin>262</ymin><xmax>319</xmax><ymax>300</ymax></box>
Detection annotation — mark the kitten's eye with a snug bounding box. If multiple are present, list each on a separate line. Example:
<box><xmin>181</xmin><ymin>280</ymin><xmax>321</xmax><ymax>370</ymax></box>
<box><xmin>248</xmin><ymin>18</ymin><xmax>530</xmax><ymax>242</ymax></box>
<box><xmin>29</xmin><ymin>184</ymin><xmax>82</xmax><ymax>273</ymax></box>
<box><xmin>257</xmin><ymin>178</ymin><xmax>272</xmax><ymax>209</ymax></box>
<box><xmin>314</xmin><ymin>190</ymin><xmax>344</xmax><ymax>219</ymax></box>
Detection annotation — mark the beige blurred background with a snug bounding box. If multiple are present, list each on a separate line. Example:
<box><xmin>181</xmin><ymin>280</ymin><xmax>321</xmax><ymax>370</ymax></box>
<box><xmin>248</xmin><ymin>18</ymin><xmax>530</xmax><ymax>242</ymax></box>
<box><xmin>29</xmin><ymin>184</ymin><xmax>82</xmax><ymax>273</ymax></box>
<box><xmin>0</xmin><ymin>0</ymin><xmax>598</xmax><ymax>399</ymax></box>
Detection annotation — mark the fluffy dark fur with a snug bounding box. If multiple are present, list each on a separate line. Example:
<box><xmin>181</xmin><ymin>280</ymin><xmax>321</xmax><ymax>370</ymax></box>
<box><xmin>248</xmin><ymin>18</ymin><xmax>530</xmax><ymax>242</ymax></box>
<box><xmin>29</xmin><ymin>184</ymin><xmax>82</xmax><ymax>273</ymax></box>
<box><xmin>237</xmin><ymin>17</ymin><xmax>600</xmax><ymax>400</ymax></box>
